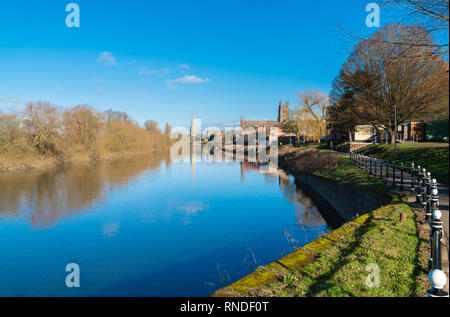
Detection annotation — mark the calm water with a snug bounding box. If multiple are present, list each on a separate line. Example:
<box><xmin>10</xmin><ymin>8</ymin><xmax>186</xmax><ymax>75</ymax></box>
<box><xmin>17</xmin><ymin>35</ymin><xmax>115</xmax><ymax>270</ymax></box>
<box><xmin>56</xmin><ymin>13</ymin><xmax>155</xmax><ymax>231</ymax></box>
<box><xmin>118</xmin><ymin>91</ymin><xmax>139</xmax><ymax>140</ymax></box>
<box><xmin>0</xmin><ymin>152</ymin><xmax>330</xmax><ymax>296</ymax></box>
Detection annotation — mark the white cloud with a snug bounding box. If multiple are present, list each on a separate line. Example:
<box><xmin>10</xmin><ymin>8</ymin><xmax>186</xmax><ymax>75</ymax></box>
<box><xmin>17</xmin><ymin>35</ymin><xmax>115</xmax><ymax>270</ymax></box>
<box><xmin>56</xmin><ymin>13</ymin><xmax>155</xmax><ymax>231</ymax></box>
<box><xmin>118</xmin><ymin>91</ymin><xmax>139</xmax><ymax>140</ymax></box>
<box><xmin>177</xmin><ymin>202</ymin><xmax>208</xmax><ymax>214</ymax></box>
<box><xmin>102</xmin><ymin>223</ymin><xmax>120</xmax><ymax>237</ymax></box>
<box><xmin>165</xmin><ymin>75</ymin><xmax>210</xmax><ymax>88</ymax></box>
<box><xmin>174</xmin><ymin>75</ymin><xmax>210</xmax><ymax>84</ymax></box>
<box><xmin>0</xmin><ymin>96</ymin><xmax>26</xmax><ymax>113</ymax></box>
<box><xmin>98</xmin><ymin>51</ymin><xmax>117</xmax><ymax>66</ymax></box>
<box><xmin>139</xmin><ymin>67</ymin><xmax>170</xmax><ymax>77</ymax></box>
<box><xmin>179</xmin><ymin>63</ymin><xmax>191</xmax><ymax>70</ymax></box>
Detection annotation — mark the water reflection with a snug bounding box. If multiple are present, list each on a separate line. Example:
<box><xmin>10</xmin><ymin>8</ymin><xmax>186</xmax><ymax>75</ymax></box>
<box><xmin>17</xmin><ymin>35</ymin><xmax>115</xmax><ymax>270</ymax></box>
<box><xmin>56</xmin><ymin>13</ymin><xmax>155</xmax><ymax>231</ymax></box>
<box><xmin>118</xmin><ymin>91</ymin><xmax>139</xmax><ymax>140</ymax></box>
<box><xmin>0</xmin><ymin>152</ymin><xmax>171</xmax><ymax>228</ymax></box>
<box><xmin>240</xmin><ymin>161</ymin><xmax>326</xmax><ymax>232</ymax></box>
<box><xmin>0</xmin><ymin>152</ymin><xmax>327</xmax><ymax>235</ymax></box>
<box><xmin>0</xmin><ymin>151</ymin><xmax>330</xmax><ymax>296</ymax></box>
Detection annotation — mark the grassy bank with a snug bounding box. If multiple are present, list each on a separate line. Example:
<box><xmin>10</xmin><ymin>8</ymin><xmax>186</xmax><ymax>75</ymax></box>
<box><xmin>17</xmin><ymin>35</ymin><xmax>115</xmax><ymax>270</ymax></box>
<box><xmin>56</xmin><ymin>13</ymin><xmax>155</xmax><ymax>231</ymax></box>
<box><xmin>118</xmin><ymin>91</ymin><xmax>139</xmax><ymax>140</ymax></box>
<box><xmin>314</xmin><ymin>156</ymin><xmax>386</xmax><ymax>191</ymax></box>
<box><xmin>213</xmin><ymin>148</ymin><xmax>429</xmax><ymax>297</ymax></box>
<box><xmin>357</xmin><ymin>143</ymin><xmax>449</xmax><ymax>184</ymax></box>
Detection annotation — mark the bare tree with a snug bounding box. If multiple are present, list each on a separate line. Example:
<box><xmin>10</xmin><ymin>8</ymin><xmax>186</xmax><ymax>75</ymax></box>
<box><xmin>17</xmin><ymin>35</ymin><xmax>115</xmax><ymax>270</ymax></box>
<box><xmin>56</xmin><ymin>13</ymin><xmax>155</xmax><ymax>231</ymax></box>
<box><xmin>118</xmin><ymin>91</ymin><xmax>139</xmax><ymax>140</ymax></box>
<box><xmin>0</xmin><ymin>113</ymin><xmax>27</xmax><ymax>154</ymax></box>
<box><xmin>293</xmin><ymin>90</ymin><xmax>329</xmax><ymax>143</ymax></box>
<box><xmin>22</xmin><ymin>102</ymin><xmax>63</xmax><ymax>155</ymax></box>
<box><xmin>342</xmin><ymin>1</ymin><xmax>448</xmax><ymax>60</ymax></box>
<box><xmin>144</xmin><ymin>120</ymin><xmax>159</xmax><ymax>133</ymax></box>
<box><xmin>63</xmin><ymin>105</ymin><xmax>100</xmax><ymax>152</ymax></box>
<box><xmin>342</xmin><ymin>23</ymin><xmax>448</xmax><ymax>143</ymax></box>
<box><xmin>382</xmin><ymin>1</ymin><xmax>449</xmax><ymax>59</ymax></box>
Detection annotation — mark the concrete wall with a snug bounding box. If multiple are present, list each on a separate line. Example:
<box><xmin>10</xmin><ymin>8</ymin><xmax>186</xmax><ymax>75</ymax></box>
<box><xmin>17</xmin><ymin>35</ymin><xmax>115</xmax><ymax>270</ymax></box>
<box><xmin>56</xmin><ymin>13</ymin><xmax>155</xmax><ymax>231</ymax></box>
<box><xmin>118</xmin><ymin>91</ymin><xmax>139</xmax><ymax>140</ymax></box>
<box><xmin>295</xmin><ymin>173</ymin><xmax>391</xmax><ymax>225</ymax></box>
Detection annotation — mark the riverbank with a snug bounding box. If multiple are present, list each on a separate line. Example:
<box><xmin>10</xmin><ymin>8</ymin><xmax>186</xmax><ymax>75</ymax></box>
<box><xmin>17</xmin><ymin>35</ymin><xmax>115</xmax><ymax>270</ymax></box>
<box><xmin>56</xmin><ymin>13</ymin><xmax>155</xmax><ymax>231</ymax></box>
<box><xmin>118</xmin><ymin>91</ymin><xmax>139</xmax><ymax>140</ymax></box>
<box><xmin>213</xmin><ymin>147</ymin><xmax>430</xmax><ymax>297</ymax></box>
<box><xmin>0</xmin><ymin>150</ymin><xmax>162</xmax><ymax>173</ymax></box>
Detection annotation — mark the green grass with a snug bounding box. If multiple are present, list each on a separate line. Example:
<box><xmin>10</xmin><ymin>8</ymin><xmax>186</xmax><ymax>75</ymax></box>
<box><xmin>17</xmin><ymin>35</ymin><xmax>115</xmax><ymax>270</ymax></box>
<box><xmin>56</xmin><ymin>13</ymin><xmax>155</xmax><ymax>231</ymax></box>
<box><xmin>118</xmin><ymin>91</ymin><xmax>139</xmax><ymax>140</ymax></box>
<box><xmin>314</xmin><ymin>156</ymin><xmax>386</xmax><ymax>191</ymax></box>
<box><xmin>214</xmin><ymin>202</ymin><xmax>428</xmax><ymax>297</ymax></box>
<box><xmin>358</xmin><ymin>143</ymin><xmax>449</xmax><ymax>184</ymax></box>
<box><xmin>268</xmin><ymin>203</ymin><xmax>427</xmax><ymax>297</ymax></box>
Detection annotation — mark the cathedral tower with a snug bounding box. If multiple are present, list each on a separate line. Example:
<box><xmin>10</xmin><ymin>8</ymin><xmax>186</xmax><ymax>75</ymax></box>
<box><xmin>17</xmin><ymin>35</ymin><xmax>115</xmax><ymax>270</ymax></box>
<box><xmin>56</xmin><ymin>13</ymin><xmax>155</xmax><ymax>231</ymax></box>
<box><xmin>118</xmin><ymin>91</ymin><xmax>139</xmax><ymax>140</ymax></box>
<box><xmin>278</xmin><ymin>101</ymin><xmax>289</xmax><ymax>123</ymax></box>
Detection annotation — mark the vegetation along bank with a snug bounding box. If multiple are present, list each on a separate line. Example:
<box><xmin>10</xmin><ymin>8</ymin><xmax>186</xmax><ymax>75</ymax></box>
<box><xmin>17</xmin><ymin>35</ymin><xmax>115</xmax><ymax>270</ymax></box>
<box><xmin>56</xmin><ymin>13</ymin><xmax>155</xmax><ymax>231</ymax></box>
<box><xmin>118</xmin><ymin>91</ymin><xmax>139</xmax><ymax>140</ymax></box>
<box><xmin>0</xmin><ymin>102</ymin><xmax>173</xmax><ymax>172</ymax></box>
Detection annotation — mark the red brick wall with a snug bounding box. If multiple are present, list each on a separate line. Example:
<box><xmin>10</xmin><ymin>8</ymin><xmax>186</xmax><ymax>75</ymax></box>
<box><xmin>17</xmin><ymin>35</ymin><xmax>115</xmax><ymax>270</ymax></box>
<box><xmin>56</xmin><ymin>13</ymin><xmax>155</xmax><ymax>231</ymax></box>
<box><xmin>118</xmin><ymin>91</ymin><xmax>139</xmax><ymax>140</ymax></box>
<box><xmin>410</xmin><ymin>122</ymin><xmax>426</xmax><ymax>142</ymax></box>
<box><xmin>349</xmin><ymin>142</ymin><xmax>372</xmax><ymax>152</ymax></box>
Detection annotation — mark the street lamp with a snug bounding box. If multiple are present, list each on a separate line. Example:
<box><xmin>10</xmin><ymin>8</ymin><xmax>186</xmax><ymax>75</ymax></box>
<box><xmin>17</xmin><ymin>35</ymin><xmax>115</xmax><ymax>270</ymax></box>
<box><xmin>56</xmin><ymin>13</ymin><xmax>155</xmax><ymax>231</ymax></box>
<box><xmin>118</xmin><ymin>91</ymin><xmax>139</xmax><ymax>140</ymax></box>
<box><xmin>394</xmin><ymin>104</ymin><xmax>397</xmax><ymax>157</ymax></box>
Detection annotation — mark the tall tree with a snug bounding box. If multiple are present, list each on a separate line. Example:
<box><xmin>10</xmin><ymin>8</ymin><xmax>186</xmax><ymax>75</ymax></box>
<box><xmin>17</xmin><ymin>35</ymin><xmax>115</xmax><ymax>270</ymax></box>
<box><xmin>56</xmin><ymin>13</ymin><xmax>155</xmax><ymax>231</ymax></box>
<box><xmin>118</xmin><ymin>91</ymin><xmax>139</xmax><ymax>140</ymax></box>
<box><xmin>340</xmin><ymin>23</ymin><xmax>448</xmax><ymax>143</ymax></box>
<box><xmin>144</xmin><ymin>120</ymin><xmax>159</xmax><ymax>133</ymax></box>
<box><xmin>164</xmin><ymin>122</ymin><xmax>172</xmax><ymax>136</ymax></box>
<box><xmin>63</xmin><ymin>105</ymin><xmax>100</xmax><ymax>152</ymax></box>
<box><xmin>22</xmin><ymin>102</ymin><xmax>62</xmax><ymax>155</ymax></box>
<box><xmin>329</xmin><ymin>69</ymin><xmax>378</xmax><ymax>142</ymax></box>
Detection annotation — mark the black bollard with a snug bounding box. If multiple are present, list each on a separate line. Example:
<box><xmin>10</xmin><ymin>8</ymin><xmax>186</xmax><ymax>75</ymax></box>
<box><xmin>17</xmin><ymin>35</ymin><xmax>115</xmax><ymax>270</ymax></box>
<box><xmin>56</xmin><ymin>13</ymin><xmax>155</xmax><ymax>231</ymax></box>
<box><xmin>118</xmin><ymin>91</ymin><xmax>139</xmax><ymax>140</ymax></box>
<box><xmin>416</xmin><ymin>166</ymin><xmax>422</xmax><ymax>203</ymax></box>
<box><xmin>426</xmin><ymin>208</ymin><xmax>449</xmax><ymax>297</ymax></box>
<box><xmin>421</xmin><ymin>168</ymin><xmax>427</xmax><ymax>211</ymax></box>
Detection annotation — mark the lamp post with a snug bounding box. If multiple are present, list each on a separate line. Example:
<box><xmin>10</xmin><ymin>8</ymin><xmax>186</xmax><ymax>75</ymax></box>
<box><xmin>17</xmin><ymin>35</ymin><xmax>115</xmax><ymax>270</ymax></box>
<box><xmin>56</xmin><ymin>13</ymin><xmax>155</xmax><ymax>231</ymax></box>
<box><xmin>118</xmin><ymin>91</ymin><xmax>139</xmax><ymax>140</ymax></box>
<box><xmin>394</xmin><ymin>104</ymin><xmax>397</xmax><ymax>157</ymax></box>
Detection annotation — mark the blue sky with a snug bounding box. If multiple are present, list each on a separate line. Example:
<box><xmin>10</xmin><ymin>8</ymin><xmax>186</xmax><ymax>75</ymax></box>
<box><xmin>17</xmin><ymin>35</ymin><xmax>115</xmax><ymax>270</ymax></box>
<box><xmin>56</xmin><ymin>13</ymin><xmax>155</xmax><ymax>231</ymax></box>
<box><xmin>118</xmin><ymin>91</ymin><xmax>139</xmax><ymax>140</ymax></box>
<box><xmin>0</xmin><ymin>0</ymin><xmax>399</xmax><ymax>128</ymax></box>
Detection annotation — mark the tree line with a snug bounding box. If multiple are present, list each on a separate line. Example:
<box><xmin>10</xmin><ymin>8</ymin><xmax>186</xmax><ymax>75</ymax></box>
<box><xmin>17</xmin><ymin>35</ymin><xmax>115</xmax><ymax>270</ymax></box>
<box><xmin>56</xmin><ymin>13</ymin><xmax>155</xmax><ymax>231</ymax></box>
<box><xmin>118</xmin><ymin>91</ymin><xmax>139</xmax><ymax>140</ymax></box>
<box><xmin>282</xmin><ymin>2</ymin><xmax>448</xmax><ymax>145</ymax></box>
<box><xmin>0</xmin><ymin>101</ymin><xmax>173</xmax><ymax>159</ymax></box>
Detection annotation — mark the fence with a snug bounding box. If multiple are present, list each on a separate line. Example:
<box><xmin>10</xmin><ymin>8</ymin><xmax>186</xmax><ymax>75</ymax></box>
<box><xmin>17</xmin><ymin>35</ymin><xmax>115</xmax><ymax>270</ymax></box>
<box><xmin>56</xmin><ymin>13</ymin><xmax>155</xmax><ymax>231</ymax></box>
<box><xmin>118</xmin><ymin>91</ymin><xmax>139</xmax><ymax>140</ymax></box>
<box><xmin>350</xmin><ymin>151</ymin><xmax>449</xmax><ymax>297</ymax></box>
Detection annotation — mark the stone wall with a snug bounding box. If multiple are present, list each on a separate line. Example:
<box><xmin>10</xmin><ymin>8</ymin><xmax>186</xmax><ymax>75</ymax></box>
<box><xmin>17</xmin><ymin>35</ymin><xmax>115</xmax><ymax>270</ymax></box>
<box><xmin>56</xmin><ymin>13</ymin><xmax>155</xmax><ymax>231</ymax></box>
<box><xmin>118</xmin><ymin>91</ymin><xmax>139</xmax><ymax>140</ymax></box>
<box><xmin>295</xmin><ymin>173</ymin><xmax>391</xmax><ymax>224</ymax></box>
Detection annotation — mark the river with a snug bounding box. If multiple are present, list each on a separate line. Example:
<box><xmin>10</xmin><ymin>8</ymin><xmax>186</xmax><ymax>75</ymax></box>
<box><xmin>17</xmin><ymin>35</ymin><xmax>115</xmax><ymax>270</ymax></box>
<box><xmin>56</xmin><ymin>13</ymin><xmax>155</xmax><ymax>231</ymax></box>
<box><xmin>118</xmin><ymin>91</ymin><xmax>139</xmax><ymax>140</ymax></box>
<box><xmin>0</xmin><ymin>152</ymin><xmax>331</xmax><ymax>296</ymax></box>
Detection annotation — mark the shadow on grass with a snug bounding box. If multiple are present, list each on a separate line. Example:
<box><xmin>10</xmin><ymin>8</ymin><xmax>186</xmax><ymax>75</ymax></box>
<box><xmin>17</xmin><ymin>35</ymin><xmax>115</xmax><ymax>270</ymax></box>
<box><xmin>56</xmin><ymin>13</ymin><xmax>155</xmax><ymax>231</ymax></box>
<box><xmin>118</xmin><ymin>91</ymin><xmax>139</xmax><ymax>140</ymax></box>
<box><xmin>302</xmin><ymin>213</ymin><xmax>375</xmax><ymax>297</ymax></box>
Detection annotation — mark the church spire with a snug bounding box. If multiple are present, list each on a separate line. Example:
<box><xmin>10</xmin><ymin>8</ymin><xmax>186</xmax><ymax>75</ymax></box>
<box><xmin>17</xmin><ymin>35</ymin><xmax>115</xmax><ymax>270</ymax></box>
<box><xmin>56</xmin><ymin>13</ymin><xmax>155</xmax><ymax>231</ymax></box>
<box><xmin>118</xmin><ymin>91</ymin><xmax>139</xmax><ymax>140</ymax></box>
<box><xmin>190</xmin><ymin>110</ymin><xmax>195</xmax><ymax>142</ymax></box>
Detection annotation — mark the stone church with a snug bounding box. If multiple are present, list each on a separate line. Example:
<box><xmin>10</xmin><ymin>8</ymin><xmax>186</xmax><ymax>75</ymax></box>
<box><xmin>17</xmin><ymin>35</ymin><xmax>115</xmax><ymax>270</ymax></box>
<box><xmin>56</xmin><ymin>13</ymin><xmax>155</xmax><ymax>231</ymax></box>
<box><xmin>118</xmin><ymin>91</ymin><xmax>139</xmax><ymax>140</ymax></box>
<box><xmin>241</xmin><ymin>101</ymin><xmax>290</xmax><ymax>131</ymax></box>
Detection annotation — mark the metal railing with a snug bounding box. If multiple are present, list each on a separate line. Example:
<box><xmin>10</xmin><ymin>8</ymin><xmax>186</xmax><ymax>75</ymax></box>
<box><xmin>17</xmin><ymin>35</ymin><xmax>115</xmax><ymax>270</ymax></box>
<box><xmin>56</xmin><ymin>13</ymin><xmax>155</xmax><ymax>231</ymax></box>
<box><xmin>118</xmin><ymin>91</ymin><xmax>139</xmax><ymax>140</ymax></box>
<box><xmin>349</xmin><ymin>151</ymin><xmax>449</xmax><ymax>297</ymax></box>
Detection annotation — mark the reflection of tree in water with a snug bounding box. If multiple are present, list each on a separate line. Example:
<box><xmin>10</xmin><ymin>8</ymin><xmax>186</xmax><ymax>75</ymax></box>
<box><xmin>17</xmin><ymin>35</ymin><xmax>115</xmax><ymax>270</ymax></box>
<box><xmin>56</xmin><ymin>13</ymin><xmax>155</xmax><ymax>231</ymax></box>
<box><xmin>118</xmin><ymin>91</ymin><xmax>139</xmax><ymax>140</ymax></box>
<box><xmin>241</xmin><ymin>162</ymin><xmax>325</xmax><ymax>252</ymax></box>
<box><xmin>0</xmin><ymin>152</ymin><xmax>171</xmax><ymax>229</ymax></box>
<box><xmin>240</xmin><ymin>161</ymin><xmax>326</xmax><ymax>233</ymax></box>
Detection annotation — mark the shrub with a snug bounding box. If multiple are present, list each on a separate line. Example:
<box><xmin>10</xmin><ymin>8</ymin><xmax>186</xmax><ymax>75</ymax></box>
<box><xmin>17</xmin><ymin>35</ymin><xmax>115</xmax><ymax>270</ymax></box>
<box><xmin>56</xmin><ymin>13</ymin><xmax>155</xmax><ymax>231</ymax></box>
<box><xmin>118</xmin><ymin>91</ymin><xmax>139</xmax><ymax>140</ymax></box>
<box><xmin>280</xmin><ymin>148</ymin><xmax>340</xmax><ymax>173</ymax></box>
<box><xmin>0</xmin><ymin>113</ymin><xmax>31</xmax><ymax>155</ymax></box>
<box><xmin>0</xmin><ymin>103</ymin><xmax>173</xmax><ymax>159</ymax></box>
<box><xmin>22</xmin><ymin>102</ymin><xmax>63</xmax><ymax>155</ymax></box>
<box><xmin>63</xmin><ymin>105</ymin><xmax>100</xmax><ymax>153</ymax></box>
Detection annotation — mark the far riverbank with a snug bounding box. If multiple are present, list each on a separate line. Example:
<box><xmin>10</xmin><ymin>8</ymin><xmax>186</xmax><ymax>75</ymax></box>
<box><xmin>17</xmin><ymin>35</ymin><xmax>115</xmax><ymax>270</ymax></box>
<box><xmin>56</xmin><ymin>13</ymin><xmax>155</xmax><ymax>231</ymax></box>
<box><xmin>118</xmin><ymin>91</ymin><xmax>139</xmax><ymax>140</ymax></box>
<box><xmin>0</xmin><ymin>150</ymin><xmax>164</xmax><ymax>173</ymax></box>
